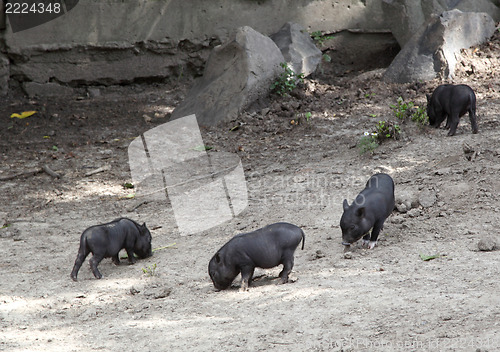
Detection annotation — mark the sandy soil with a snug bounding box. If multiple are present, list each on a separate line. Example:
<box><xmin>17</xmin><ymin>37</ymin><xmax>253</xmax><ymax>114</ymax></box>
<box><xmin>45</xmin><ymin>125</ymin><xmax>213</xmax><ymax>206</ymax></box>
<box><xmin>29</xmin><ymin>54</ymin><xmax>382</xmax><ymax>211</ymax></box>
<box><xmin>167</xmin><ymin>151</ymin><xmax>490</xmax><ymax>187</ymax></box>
<box><xmin>1</xmin><ymin>30</ymin><xmax>500</xmax><ymax>352</ymax></box>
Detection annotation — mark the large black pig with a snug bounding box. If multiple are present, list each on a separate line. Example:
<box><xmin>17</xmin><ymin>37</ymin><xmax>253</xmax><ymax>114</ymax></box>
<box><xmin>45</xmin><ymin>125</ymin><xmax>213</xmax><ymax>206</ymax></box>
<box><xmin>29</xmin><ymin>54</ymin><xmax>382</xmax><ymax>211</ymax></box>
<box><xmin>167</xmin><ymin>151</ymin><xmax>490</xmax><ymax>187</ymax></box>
<box><xmin>70</xmin><ymin>218</ymin><xmax>152</xmax><ymax>281</ymax></box>
<box><xmin>340</xmin><ymin>173</ymin><xmax>395</xmax><ymax>249</ymax></box>
<box><xmin>426</xmin><ymin>84</ymin><xmax>478</xmax><ymax>136</ymax></box>
<box><xmin>208</xmin><ymin>222</ymin><xmax>305</xmax><ymax>291</ymax></box>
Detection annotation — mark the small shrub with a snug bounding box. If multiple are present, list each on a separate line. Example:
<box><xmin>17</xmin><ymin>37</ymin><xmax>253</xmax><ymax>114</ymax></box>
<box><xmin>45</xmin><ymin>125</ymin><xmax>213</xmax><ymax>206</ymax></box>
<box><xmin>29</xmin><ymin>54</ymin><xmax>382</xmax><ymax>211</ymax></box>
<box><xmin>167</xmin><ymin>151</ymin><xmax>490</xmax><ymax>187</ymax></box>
<box><xmin>390</xmin><ymin>96</ymin><xmax>414</xmax><ymax>121</ymax></box>
<box><xmin>390</xmin><ymin>97</ymin><xmax>428</xmax><ymax>125</ymax></box>
<box><xmin>358</xmin><ymin>134</ymin><xmax>379</xmax><ymax>154</ymax></box>
<box><xmin>411</xmin><ymin>106</ymin><xmax>428</xmax><ymax>125</ymax></box>
<box><xmin>270</xmin><ymin>62</ymin><xmax>304</xmax><ymax>96</ymax></box>
<box><xmin>142</xmin><ymin>263</ymin><xmax>157</xmax><ymax>277</ymax></box>
<box><xmin>311</xmin><ymin>31</ymin><xmax>334</xmax><ymax>47</ymax></box>
<box><xmin>374</xmin><ymin>120</ymin><xmax>401</xmax><ymax>141</ymax></box>
<box><xmin>358</xmin><ymin>120</ymin><xmax>400</xmax><ymax>155</ymax></box>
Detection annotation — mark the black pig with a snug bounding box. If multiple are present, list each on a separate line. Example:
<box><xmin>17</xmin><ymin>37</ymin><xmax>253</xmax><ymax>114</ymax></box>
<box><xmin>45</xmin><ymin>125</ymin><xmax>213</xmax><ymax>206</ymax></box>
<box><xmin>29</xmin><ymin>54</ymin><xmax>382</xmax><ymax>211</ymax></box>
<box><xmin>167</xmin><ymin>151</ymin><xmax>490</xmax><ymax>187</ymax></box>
<box><xmin>340</xmin><ymin>173</ymin><xmax>395</xmax><ymax>249</ymax></box>
<box><xmin>70</xmin><ymin>218</ymin><xmax>152</xmax><ymax>281</ymax></box>
<box><xmin>208</xmin><ymin>222</ymin><xmax>305</xmax><ymax>291</ymax></box>
<box><xmin>426</xmin><ymin>84</ymin><xmax>478</xmax><ymax>136</ymax></box>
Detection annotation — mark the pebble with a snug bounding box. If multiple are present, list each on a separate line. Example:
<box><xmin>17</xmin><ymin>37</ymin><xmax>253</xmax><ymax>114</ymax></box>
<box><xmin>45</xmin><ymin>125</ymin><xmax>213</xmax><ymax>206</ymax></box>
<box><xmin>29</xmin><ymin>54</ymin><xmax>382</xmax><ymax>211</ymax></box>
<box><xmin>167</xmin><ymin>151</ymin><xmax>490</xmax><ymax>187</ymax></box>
<box><xmin>418</xmin><ymin>190</ymin><xmax>437</xmax><ymax>208</ymax></box>
<box><xmin>477</xmin><ymin>237</ymin><xmax>498</xmax><ymax>251</ymax></box>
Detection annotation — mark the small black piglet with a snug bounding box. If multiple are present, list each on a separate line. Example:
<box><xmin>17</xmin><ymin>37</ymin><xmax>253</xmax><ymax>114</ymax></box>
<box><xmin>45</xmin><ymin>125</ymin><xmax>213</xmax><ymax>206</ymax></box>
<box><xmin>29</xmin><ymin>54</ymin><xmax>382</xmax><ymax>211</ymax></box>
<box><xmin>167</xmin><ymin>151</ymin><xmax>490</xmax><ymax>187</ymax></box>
<box><xmin>70</xmin><ymin>218</ymin><xmax>152</xmax><ymax>281</ymax></box>
<box><xmin>209</xmin><ymin>222</ymin><xmax>305</xmax><ymax>291</ymax></box>
<box><xmin>340</xmin><ymin>173</ymin><xmax>395</xmax><ymax>249</ymax></box>
<box><xmin>426</xmin><ymin>84</ymin><xmax>478</xmax><ymax>136</ymax></box>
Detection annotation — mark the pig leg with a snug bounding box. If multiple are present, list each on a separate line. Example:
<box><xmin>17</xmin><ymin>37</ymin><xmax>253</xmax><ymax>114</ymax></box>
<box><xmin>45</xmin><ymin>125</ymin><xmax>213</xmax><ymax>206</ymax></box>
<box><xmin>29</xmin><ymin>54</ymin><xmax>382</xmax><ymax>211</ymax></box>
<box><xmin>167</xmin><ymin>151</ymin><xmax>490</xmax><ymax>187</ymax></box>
<box><xmin>278</xmin><ymin>256</ymin><xmax>294</xmax><ymax>284</ymax></box>
<box><xmin>112</xmin><ymin>255</ymin><xmax>120</xmax><ymax>265</ymax></box>
<box><xmin>89</xmin><ymin>254</ymin><xmax>105</xmax><ymax>279</ymax></box>
<box><xmin>70</xmin><ymin>249</ymin><xmax>89</xmax><ymax>281</ymax></box>
<box><xmin>368</xmin><ymin>221</ymin><xmax>385</xmax><ymax>249</ymax></box>
<box><xmin>361</xmin><ymin>233</ymin><xmax>371</xmax><ymax>248</ymax></box>
<box><xmin>240</xmin><ymin>266</ymin><xmax>255</xmax><ymax>292</ymax></box>
<box><xmin>447</xmin><ymin>115</ymin><xmax>459</xmax><ymax>136</ymax></box>
<box><xmin>125</xmin><ymin>248</ymin><xmax>136</xmax><ymax>264</ymax></box>
<box><xmin>469</xmin><ymin>109</ymin><xmax>478</xmax><ymax>134</ymax></box>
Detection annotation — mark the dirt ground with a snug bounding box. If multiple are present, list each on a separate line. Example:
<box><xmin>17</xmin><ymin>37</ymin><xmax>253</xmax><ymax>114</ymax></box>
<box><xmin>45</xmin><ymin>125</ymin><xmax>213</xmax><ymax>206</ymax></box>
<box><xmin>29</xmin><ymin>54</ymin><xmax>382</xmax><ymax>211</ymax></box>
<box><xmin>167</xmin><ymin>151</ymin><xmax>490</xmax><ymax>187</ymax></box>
<box><xmin>1</xmin><ymin>29</ymin><xmax>500</xmax><ymax>352</ymax></box>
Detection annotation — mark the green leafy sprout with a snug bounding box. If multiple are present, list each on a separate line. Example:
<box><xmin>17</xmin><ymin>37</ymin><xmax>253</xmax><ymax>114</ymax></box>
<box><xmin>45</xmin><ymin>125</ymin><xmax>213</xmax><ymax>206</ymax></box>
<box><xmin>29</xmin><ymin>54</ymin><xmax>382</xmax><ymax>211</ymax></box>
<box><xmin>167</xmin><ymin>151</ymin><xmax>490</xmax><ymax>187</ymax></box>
<box><xmin>310</xmin><ymin>31</ymin><xmax>334</xmax><ymax>47</ymax></box>
<box><xmin>390</xmin><ymin>96</ymin><xmax>428</xmax><ymax>125</ymax></box>
<box><xmin>142</xmin><ymin>263</ymin><xmax>157</xmax><ymax>277</ymax></box>
<box><xmin>358</xmin><ymin>120</ymin><xmax>400</xmax><ymax>155</ymax></box>
<box><xmin>271</xmin><ymin>62</ymin><xmax>304</xmax><ymax>96</ymax></box>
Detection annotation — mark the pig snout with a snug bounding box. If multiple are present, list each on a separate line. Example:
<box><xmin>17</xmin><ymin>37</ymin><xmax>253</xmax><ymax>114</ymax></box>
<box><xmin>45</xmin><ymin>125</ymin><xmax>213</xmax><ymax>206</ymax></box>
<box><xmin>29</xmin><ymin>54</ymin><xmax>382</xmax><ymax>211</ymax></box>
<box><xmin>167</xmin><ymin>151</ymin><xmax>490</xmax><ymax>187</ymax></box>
<box><xmin>342</xmin><ymin>241</ymin><xmax>352</xmax><ymax>246</ymax></box>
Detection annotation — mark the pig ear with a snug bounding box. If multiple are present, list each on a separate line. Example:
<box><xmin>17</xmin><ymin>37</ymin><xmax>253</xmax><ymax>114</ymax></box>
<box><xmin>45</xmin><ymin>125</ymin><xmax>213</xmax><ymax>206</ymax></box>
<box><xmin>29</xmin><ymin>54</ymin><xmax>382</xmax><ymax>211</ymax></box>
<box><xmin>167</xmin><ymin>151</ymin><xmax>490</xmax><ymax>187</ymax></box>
<box><xmin>342</xmin><ymin>199</ymin><xmax>349</xmax><ymax>211</ymax></box>
<box><xmin>356</xmin><ymin>207</ymin><xmax>365</xmax><ymax>218</ymax></box>
<box><xmin>215</xmin><ymin>253</ymin><xmax>221</xmax><ymax>263</ymax></box>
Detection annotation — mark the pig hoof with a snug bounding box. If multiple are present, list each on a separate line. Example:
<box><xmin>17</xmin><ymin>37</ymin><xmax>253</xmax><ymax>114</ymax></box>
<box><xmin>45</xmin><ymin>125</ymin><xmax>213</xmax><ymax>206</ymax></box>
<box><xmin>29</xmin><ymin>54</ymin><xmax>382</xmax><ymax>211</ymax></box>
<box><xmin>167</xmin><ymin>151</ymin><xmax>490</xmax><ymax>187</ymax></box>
<box><xmin>368</xmin><ymin>241</ymin><xmax>377</xmax><ymax>249</ymax></box>
<box><xmin>70</xmin><ymin>275</ymin><xmax>77</xmax><ymax>282</ymax></box>
<box><xmin>361</xmin><ymin>239</ymin><xmax>370</xmax><ymax>248</ymax></box>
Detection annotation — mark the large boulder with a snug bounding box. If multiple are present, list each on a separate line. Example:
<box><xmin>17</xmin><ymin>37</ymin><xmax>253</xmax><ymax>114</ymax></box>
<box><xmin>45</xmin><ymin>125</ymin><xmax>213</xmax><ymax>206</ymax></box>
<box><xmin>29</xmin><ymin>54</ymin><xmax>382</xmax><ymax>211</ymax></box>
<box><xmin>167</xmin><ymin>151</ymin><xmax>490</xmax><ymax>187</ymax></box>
<box><xmin>382</xmin><ymin>0</ymin><xmax>500</xmax><ymax>47</ymax></box>
<box><xmin>170</xmin><ymin>26</ymin><xmax>284</xmax><ymax>127</ymax></box>
<box><xmin>383</xmin><ymin>10</ymin><xmax>495</xmax><ymax>83</ymax></box>
<box><xmin>270</xmin><ymin>22</ymin><xmax>322</xmax><ymax>77</ymax></box>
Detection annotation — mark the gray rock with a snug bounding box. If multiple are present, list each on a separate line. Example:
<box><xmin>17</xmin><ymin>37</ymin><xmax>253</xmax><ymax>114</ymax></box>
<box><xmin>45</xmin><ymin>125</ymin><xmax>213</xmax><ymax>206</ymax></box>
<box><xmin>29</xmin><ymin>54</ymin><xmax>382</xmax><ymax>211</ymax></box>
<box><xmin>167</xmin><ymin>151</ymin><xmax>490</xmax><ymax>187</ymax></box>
<box><xmin>419</xmin><ymin>189</ymin><xmax>437</xmax><ymax>208</ymax></box>
<box><xmin>383</xmin><ymin>10</ymin><xmax>496</xmax><ymax>83</ymax></box>
<box><xmin>171</xmin><ymin>26</ymin><xmax>284</xmax><ymax>126</ymax></box>
<box><xmin>24</xmin><ymin>82</ymin><xmax>74</xmax><ymax>98</ymax></box>
<box><xmin>390</xmin><ymin>215</ymin><xmax>405</xmax><ymax>224</ymax></box>
<box><xmin>407</xmin><ymin>208</ymin><xmax>421</xmax><ymax>217</ymax></box>
<box><xmin>396</xmin><ymin>189</ymin><xmax>419</xmax><ymax>209</ymax></box>
<box><xmin>270</xmin><ymin>22</ymin><xmax>322</xmax><ymax>77</ymax></box>
<box><xmin>396</xmin><ymin>203</ymin><xmax>408</xmax><ymax>213</ymax></box>
<box><xmin>0</xmin><ymin>54</ymin><xmax>9</xmax><ymax>96</ymax></box>
<box><xmin>477</xmin><ymin>237</ymin><xmax>498</xmax><ymax>251</ymax></box>
<box><xmin>382</xmin><ymin>0</ymin><xmax>500</xmax><ymax>47</ymax></box>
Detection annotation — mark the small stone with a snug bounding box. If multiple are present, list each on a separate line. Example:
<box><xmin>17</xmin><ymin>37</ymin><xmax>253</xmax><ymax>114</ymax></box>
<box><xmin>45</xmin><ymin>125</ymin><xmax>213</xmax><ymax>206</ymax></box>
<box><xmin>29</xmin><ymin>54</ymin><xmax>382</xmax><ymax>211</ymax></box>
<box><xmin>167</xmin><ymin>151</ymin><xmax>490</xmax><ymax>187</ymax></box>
<box><xmin>419</xmin><ymin>190</ymin><xmax>437</xmax><ymax>208</ymax></box>
<box><xmin>88</xmin><ymin>88</ymin><xmax>101</xmax><ymax>98</ymax></box>
<box><xmin>407</xmin><ymin>208</ymin><xmax>421</xmax><ymax>218</ymax></box>
<box><xmin>315</xmin><ymin>250</ymin><xmax>325</xmax><ymax>259</ymax></box>
<box><xmin>396</xmin><ymin>203</ymin><xmax>408</xmax><ymax>213</ymax></box>
<box><xmin>129</xmin><ymin>287</ymin><xmax>140</xmax><ymax>295</ymax></box>
<box><xmin>477</xmin><ymin>237</ymin><xmax>498</xmax><ymax>251</ymax></box>
<box><xmin>153</xmin><ymin>287</ymin><xmax>172</xmax><ymax>299</ymax></box>
<box><xmin>344</xmin><ymin>252</ymin><xmax>353</xmax><ymax>259</ymax></box>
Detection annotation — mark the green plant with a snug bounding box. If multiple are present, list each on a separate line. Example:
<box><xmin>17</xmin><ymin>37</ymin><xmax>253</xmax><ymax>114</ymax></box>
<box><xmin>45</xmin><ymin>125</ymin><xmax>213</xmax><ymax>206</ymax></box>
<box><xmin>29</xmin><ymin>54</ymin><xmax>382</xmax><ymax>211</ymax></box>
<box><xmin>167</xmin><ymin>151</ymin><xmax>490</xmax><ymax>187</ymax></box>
<box><xmin>142</xmin><ymin>263</ymin><xmax>157</xmax><ymax>277</ymax></box>
<box><xmin>270</xmin><ymin>62</ymin><xmax>304</xmax><ymax>96</ymax></box>
<box><xmin>411</xmin><ymin>105</ymin><xmax>429</xmax><ymax>125</ymax></box>
<box><xmin>358</xmin><ymin>134</ymin><xmax>379</xmax><ymax>154</ymax></box>
<box><xmin>322</xmin><ymin>53</ymin><xmax>331</xmax><ymax>62</ymax></box>
<box><xmin>390</xmin><ymin>96</ymin><xmax>414</xmax><ymax>120</ymax></box>
<box><xmin>390</xmin><ymin>97</ymin><xmax>428</xmax><ymax>125</ymax></box>
<box><xmin>311</xmin><ymin>31</ymin><xmax>334</xmax><ymax>47</ymax></box>
<box><xmin>374</xmin><ymin>120</ymin><xmax>400</xmax><ymax>141</ymax></box>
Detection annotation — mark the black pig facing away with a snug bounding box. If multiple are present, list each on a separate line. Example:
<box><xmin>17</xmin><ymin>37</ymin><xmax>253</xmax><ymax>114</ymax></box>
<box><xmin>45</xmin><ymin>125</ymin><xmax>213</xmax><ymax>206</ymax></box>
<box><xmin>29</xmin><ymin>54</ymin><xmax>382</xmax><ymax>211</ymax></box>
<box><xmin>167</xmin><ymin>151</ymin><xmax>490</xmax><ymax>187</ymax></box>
<box><xmin>340</xmin><ymin>173</ymin><xmax>395</xmax><ymax>249</ymax></box>
<box><xmin>208</xmin><ymin>222</ymin><xmax>305</xmax><ymax>291</ymax></box>
<box><xmin>70</xmin><ymin>218</ymin><xmax>152</xmax><ymax>281</ymax></box>
<box><xmin>426</xmin><ymin>84</ymin><xmax>478</xmax><ymax>136</ymax></box>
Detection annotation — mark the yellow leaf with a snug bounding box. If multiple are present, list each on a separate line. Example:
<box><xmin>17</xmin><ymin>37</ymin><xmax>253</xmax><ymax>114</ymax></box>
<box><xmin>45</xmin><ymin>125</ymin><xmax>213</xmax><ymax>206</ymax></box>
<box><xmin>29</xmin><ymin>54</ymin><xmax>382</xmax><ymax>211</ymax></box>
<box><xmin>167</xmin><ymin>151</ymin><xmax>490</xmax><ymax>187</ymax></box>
<box><xmin>10</xmin><ymin>111</ymin><xmax>37</xmax><ymax>119</ymax></box>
